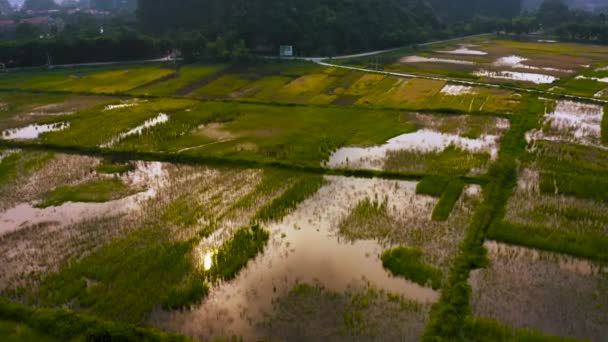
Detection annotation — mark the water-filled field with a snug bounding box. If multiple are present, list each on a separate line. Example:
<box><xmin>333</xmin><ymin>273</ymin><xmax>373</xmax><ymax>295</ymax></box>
<box><xmin>0</xmin><ymin>35</ymin><xmax>607</xmax><ymax>341</ymax></box>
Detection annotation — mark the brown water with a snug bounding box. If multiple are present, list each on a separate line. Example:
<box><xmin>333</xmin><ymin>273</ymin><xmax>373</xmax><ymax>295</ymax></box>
<box><xmin>151</xmin><ymin>176</ymin><xmax>440</xmax><ymax>340</ymax></box>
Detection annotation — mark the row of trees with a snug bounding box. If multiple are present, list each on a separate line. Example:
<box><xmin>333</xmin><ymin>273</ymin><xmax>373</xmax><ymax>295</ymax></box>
<box><xmin>137</xmin><ymin>0</ymin><xmax>441</xmax><ymax>56</ymax></box>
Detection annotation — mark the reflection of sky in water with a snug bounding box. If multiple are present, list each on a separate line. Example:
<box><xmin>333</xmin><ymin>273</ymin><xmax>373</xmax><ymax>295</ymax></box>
<box><xmin>1</xmin><ymin>123</ymin><xmax>69</xmax><ymax>140</ymax></box>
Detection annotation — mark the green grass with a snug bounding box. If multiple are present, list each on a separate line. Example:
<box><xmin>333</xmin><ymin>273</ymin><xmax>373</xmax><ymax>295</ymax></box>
<box><xmin>487</xmin><ymin>220</ymin><xmax>608</xmax><ymax>262</ymax></box>
<box><xmin>193</xmin><ymin>74</ymin><xmax>252</xmax><ymax>98</ymax></box>
<box><xmin>95</xmin><ymin>163</ymin><xmax>133</xmax><ymax>174</ymax></box>
<box><xmin>381</xmin><ymin>247</ymin><xmax>442</xmax><ymax>290</ymax></box>
<box><xmin>0</xmin><ymin>319</ymin><xmax>64</xmax><ymax>342</ymax></box>
<box><xmin>416</xmin><ymin>176</ymin><xmax>451</xmax><ymax>197</ymax></box>
<box><xmin>161</xmin><ymin>194</ymin><xmax>209</xmax><ymax>228</ymax></box>
<box><xmin>352</xmin><ymin>197</ymin><xmax>387</xmax><ymax>218</ymax></box>
<box><xmin>36</xmin><ymin>228</ymin><xmax>196</xmax><ymax>323</ymax></box>
<box><xmin>0</xmin><ymin>151</ymin><xmax>55</xmax><ymax>184</ymax></box>
<box><xmin>463</xmin><ymin>316</ymin><xmax>582</xmax><ymax>342</ymax></box>
<box><xmin>539</xmin><ymin>172</ymin><xmax>608</xmax><ymax>202</ymax></box>
<box><xmin>160</xmin><ymin>274</ymin><xmax>209</xmax><ymax>311</ymax></box>
<box><xmin>205</xmin><ymin>225</ymin><xmax>269</xmax><ymax>282</ymax></box>
<box><xmin>556</xmin><ymin>77</ymin><xmax>606</xmax><ymax>97</ymax></box>
<box><xmin>0</xmin><ymin>299</ymin><xmax>190</xmax><ymax>341</ymax></box>
<box><xmin>254</xmin><ymin>174</ymin><xmax>325</xmax><ymax>222</ymax></box>
<box><xmin>37</xmin><ymin>178</ymin><xmax>136</xmax><ymax>208</ymax></box>
<box><xmin>602</xmin><ymin>104</ymin><xmax>608</xmax><ymax>145</ymax></box>
<box><xmin>0</xmin><ymin>66</ymin><xmax>175</xmax><ymax>94</ymax></box>
<box><xmin>133</xmin><ymin>64</ymin><xmax>225</xmax><ymax>96</ymax></box>
<box><xmin>431</xmin><ymin>180</ymin><xmax>466</xmax><ymax>221</ymax></box>
<box><xmin>229</xmin><ymin>168</ymin><xmax>296</xmax><ymax>212</ymax></box>
<box><xmin>0</xmin><ymin>153</ymin><xmax>19</xmax><ymax>183</ymax></box>
<box><xmin>385</xmin><ymin>146</ymin><xmax>491</xmax><ymax>176</ymax></box>
<box><xmin>41</xmin><ymin>98</ymin><xmax>196</xmax><ymax>147</ymax></box>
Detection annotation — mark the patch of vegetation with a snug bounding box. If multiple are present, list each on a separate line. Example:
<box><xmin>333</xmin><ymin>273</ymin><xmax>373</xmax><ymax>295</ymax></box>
<box><xmin>385</xmin><ymin>146</ymin><xmax>490</xmax><ymax>176</ymax></box>
<box><xmin>0</xmin><ymin>66</ymin><xmax>175</xmax><ymax>94</ymax></box>
<box><xmin>463</xmin><ymin>316</ymin><xmax>581</xmax><ymax>342</ymax></box>
<box><xmin>254</xmin><ymin>175</ymin><xmax>325</xmax><ymax>222</ymax></box>
<box><xmin>539</xmin><ymin>172</ymin><xmax>608</xmax><ymax>202</ymax></box>
<box><xmin>416</xmin><ymin>176</ymin><xmax>451</xmax><ymax>197</ymax></box>
<box><xmin>205</xmin><ymin>225</ymin><xmax>269</xmax><ymax>282</ymax></box>
<box><xmin>36</xmin><ymin>228</ymin><xmax>196</xmax><ymax>323</ymax></box>
<box><xmin>353</xmin><ymin>196</ymin><xmax>388</xmax><ymax>218</ymax></box>
<box><xmin>0</xmin><ymin>152</ymin><xmax>19</xmax><ymax>183</ymax></box>
<box><xmin>42</xmin><ymin>98</ymin><xmax>197</xmax><ymax>147</ymax></box>
<box><xmin>432</xmin><ymin>180</ymin><xmax>465</xmax><ymax>221</ymax></box>
<box><xmin>602</xmin><ymin>104</ymin><xmax>608</xmax><ymax>145</ymax></box>
<box><xmin>161</xmin><ymin>194</ymin><xmax>209</xmax><ymax>228</ymax></box>
<box><xmin>96</xmin><ymin>163</ymin><xmax>133</xmax><ymax>174</ymax></box>
<box><xmin>37</xmin><ymin>178</ymin><xmax>137</xmax><ymax>208</ymax></box>
<box><xmin>134</xmin><ymin>64</ymin><xmax>226</xmax><ymax>96</ymax></box>
<box><xmin>0</xmin><ymin>299</ymin><xmax>190</xmax><ymax>341</ymax></box>
<box><xmin>0</xmin><ymin>319</ymin><xmax>62</xmax><ymax>342</ymax></box>
<box><xmin>487</xmin><ymin>220</ymin><xmax>608</xmax><ymax>263</ymax></box>
<box><xmin>381</xmin><ymin>247</ymin><xmax>442</xmax><ymax>290</ymax></box>
<box><xmin>161</xmin><ymin>274</ymin><xmax>209</xmax><ymax>311</ymax></box>
<box><xmin>230</xmin><ymin>168</ymin><xmax>295</xmax><ymax>212</ymax></box>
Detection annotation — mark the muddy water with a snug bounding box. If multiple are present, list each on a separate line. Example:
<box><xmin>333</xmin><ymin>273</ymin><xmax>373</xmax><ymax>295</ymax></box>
<box><xmin>493</xmin><ymin>55</ymin><xmax>572</xmax><ymax>73</ymax></box>
<box><xmin>436</xmin><ymin>45</ymin><xmax>487</xmax><ymax>56</ymax></box>
<box><xmin>400</xmin><ymin>56</ymin><xmax>474</xmax><ymax>65</ymax></box>
<box><xmin>1</xmin><ymin>122</ymin><xmax>69</xmax><ymax>140</ymax></box>
<box><xmin>526</xmin><ymin>99</ymin><xmax>605</xmax><ymax>147</ymax></box>
<box><xmin>473</xmin><ymin>70</ymin><xmax>557</xmax><ymax>84</ymax></box>
<box><xmin>101</xmin><ymin>113</ymin><xmax>169</xmax><ymax>147</ymax></box>
<box><xmin>151</xmin><ymin>176</ymin><xmax>440</xmax><ymax>340</ymax></box>
<box><xmin>0</xmin><ymin>161</ymin><xmax>167</xmax><ymax>236</ymax></box>
<box><xmin>327</xmin><ymin>129</ymin><xmax>501</xmax><ymax>170</ymax></box>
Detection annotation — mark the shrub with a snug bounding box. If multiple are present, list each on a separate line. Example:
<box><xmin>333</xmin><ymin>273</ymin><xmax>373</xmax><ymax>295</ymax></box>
<box><xmin>381</xmin><ymin>247</ymin><xmax>442</xmax><ymax>290</ymax></box>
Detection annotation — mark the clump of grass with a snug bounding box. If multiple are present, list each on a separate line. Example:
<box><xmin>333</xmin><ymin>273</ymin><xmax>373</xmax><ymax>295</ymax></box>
<box><xmin>432</xmin><ymin>180</ymin><xmax>465</xmax><ymax>221</ymax></box>
<box><xmin>0</xmin><ymin>318</ymin><xmax>61</xmax><ymax>342</ymax></box>
<box><xmin>95</xmin><ymin>163</ymin><xmax>133</xmax><ymax>174</ymax></box>
<box><xmin>254</xmin><ymin>175</ymin><xmax>324</xmax><ymax>222</ymax></box>
<box><xmin>602</xmin><ymin>104</ymin><xmax>608</xmax><ymax>145</ymax></box>
<box><xmin>416</xmin><ymin>176</ymin><xmax>451</xmax><ymax>197</ymax></box>
<box><xmin>463</xmin><ymin>316</ymin><xmax>580</xmax><ymax>342</ymax></box>
<box><xmin>487</xmin><ymin>220</ymin><xmax>608</xmax><ymax>262</ymax></box>
<box><xmin>37</xmin><ymin>178</ymin><xmax>137</xmax><ymax>208</ymax></box>
<box><xmin>381</xmin><ymin>247</ymin><xmax>442</xmax><ymax>290</ymax></box>
<box><xmin>205</xmin><ymin>225</ymin><xmax>269</xmax><ymax>282</ymax></box>
<box><xmin>353</xmin><ymin>196</ymin><xmax>387</xmax><ymax>218</ymax></box>
<box><xmin>0</xmin><ymin>152</ymin><xmax>19</xmax><ymax>183</ymax></box>
<box><xmin>0</xmin><ymin>298</ymin><xmax>190</xmax><ymax>341</ymax></box>
<box><xmin>384</xmin><ymin>146</ymin><xmax>490</xmax><ymax>176</ymax></box>
<box><xmin>540</xmin><ymin>172</ymin><xmax>608</xmax><ymax>202</ymax></box>
<box><xmin>161</xmin><ymin>273</ymin><xmax>209</xmax><ymax>311</ymax></box>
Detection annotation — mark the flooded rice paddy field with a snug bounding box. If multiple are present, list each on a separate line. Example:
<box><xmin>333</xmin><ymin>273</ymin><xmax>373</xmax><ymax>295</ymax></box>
<box><xmin>0</xmin><ymin>151</ymin><xmax>264</xmax><ymax>291</ymax></box>
<box><xmin>328</xmin><ymin>113</ymin><xmax>509</xmax><ymax>175</ymax></box>
<box><xmin>469</xmin><ymin>241</ymin><xmax>608</xmax><ymax>341</ymax></box>
<box><xmin>151</xmin><ymin>176</ymin><xmax>481</xmax><ymax>341</ymax></box>
<box><xmin>2</xmin><ymin>36</ymin><xmax>608</xmax><ymax>341</ymax></box>
<box><xmin>382</xmin><ymin>37</ymin><xmax>608</xmax><ymax>91</ymax></box>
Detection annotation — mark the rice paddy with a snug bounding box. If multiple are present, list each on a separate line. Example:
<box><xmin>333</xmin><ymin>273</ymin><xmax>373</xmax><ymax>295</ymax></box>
<box><xmin>1</xmin><ymin>35</ymin><xmax>608</xmax><ymax>341</ymax></box>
